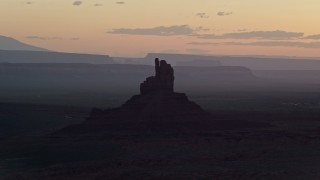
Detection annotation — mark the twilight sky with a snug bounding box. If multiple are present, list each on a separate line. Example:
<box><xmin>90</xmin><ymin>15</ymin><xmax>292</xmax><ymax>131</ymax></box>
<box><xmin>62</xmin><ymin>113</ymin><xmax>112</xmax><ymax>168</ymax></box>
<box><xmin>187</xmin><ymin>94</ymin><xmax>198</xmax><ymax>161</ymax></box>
<box><xmin>1</xmin><ymin>0</ymin><xmax>320</xmax><ymax>57</ymax></box>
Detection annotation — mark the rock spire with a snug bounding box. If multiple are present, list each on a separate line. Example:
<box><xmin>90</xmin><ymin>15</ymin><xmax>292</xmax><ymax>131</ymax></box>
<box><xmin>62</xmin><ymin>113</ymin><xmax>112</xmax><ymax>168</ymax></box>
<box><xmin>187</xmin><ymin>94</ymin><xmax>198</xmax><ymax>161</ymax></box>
<box><xmin>140</xmin><ymin>58</ymin><xmax>174</xmax><ymax>94</ymax></box>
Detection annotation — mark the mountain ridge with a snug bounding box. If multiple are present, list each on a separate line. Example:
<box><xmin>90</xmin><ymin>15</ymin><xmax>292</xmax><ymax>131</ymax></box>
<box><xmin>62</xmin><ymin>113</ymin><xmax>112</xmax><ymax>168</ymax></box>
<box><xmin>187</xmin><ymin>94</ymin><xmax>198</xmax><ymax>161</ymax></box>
<box><xmin>0</xmin><ymin>35</ymin><xmax>49</xmax><ymax>51</ymax></box>
<box><xmin>0</xmin><ymin>50</ymin><xmax>114</xmax><ymax>64</ymax></box>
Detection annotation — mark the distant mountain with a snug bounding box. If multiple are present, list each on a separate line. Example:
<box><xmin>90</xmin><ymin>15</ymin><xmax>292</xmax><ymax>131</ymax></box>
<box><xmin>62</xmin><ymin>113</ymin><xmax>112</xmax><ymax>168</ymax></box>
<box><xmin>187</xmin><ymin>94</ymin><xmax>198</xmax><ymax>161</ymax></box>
<box><xmin>0</xmin><ymin>35</ymin><xmax>49</xmax><ymax>51</ymax></box>
<box><xmin>146</xmin><ymin>53</ymin><xmax>320</xmax><ymax>70</ymax></box>
<box><xmin>0</xmin><ymin>50</ymin><xmax>114</xmax><ymax>64</ymax></box>
<box><xmin>114</xmin><ymin>53</ymin><xmax>320</xmax><ymax>70</ymax></box>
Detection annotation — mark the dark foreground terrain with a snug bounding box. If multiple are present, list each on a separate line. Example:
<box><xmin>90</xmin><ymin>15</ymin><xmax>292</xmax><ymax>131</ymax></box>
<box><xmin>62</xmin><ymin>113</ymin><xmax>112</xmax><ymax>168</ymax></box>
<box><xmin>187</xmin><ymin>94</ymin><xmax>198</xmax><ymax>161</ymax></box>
<box><xmin>1</xmin><ymin>61</ymin><xmax>320</xmax><ymax>179</ymax></box>
<box><xmin>1</xmin><ymin>91</ymin><xmax>320</xmax><ymax>180</ymax></box>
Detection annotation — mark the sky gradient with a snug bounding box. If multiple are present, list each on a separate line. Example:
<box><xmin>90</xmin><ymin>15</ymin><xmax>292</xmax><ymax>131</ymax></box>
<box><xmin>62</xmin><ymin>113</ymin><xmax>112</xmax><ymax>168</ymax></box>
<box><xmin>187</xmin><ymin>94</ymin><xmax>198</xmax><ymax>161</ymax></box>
<box><xmin>1</xmin><ymin>0</ymin><xmax>320</xmax><ymax>57</ymax></box>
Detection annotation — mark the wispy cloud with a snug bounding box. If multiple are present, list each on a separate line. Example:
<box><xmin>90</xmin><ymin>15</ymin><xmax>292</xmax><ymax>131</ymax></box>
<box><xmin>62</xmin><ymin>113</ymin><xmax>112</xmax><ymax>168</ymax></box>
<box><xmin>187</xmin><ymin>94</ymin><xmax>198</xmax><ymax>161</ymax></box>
<box><xmin>73</xmin><ymin>1</ymin><xmax>82</xmax><ymax>6</ymax></box>
<box><xmin>188</xmin><ymin>42</ymin><xmax>220</xmax><ymax>46</ymax></box>
<box><xmin>194</xmin><ymin>26</ymin><xmax>210</xmax><ymax>32</ymax></box>
<box><xmin>196</xmin><ymin>13</ymin><xmax>209</xmax><ymax>19</ymax></box>
<box><xmin>196</xmin><ymin>30</ymin><xmax>304</xmax><ymax>40</ymax></box>
<box><xmin>94</xmin><ymin>3</ymin><xmax>103</xmax><ymax>7</ymax></box>
<box><xmin>109</xmin><ymin>25</ymin><xmax>194</xmax><ymax>36</ymax></box>
<box><xmin>237</xmin><ymin>29</ymin><xmax>248</xmax><ymax>32</ymax></box>
<box><xmin>26</xmin><ymin>36</ymin><xmax>80</xmax><ymax>41</ymax></box>
<box><xmin>186</xmin><ymin>48</ymin><xmax>210</xmax><ymax>54</ymax></box>
<box><xmin>116</xmin><ymin>2</ymin><xmax>125</xmax><ymax>5</ymax></box>
<box><xmin>189</xmin><ymin>41</ymin><xmax>320</xmax><ymax>49</ymax></box>
<box><xmin>217</xmin><ymin>12</ymin><xmax>233</xmax><ymax>16</ymax></box>
<box><xmin>26</xmin><ymin>36</ymin><xmax>61</xmax><ymax>40</ymax></box>
<box><xmin>159</xmin><ymin>49</ymin><xmax>181</xmax><ymax>54</ymax></box>
<box><xmin>241</xmin><ymin>41</ymin><xmax>320</xmax><ymax>48</ymax></box>
<box><xmin>70</xmin><ymin>37</ymin><xmax>80</xmax><ymax>41</ymax></box>
<box><xmin>108</xmin><ymin>24</ymin><xmax>310</xmax><ymax>42</ymax></box>
<box><xmin>303</xmin><ymin>34</ymin><xmax>320</xmax><ymax>40</ymax></box>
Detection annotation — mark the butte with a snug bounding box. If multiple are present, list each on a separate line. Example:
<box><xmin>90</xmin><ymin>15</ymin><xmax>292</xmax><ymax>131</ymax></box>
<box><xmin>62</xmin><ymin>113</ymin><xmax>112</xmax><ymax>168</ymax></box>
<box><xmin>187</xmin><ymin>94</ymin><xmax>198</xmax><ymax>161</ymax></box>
<box><xmin>59</xmin><ymin>58</ymin><xmax>214</xmax><ymax>134</ymax></box>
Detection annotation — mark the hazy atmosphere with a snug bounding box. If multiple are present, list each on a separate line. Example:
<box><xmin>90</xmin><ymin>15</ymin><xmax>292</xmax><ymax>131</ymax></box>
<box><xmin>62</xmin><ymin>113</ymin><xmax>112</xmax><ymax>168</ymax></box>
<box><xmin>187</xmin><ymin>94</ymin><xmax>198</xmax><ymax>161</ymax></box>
<box><xmin>2</xmin><ymin>1</ymin><xmax>320</xmax><ymax>180</ymax></box>
<box><xmin>1</xmin><ymin>0</ymin><xmax>320</xmax><ymax>57</ymax></box>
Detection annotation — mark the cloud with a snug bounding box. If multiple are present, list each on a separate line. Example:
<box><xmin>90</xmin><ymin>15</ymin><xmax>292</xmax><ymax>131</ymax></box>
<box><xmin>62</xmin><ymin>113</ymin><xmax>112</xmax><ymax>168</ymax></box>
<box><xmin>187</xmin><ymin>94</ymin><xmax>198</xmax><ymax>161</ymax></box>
<box><xmin>188</xmin><ymin>42</ymin><xmax>219</xmax><ymax>46</ymax></box>
<box><xmin>238</xmin><ymin>29</ymin><xmax>248</xmax><ymax>32</ymax></box>
<box><xmin>196</xmin><ymin>13</ymin><xmax>209</xmax><ymax>19</ymax></box>
<box><xmin>186</xmin><ymin>48</ymin><xmax>210</xmax><ymax>54</ymax></box>
<box><xmin>189</xmin><ymin>41</ymin><xmax>320</xmax><ymax>48</ymax></box>
<box><xmin>109</xmin><ymin>25</ymin><xmax>194</xmax><ymax>36</ymax></box>
<box><xmin>26</xmin><ymin>36</ymin><xmax>61</xmax><ymax>40</ymax></box>
<box><xmin>217</xmin><ymin>12</ymin><xmax>233</xmax><ymax>16</ymax></box>
<box><xmin>26</xmin><ymin>36</ymin><xmax>80</xmax><ymax>41</ymax></box>
<box><xmin>196</xmin><ymin>30</ymin><xmax>304</xmax><ymax>40</ymax></box>
<box><xmin>73</xmin><ymin>1</ymin><xmax>82</xmax><ymax>6</ymax></box>
<box><xmin>243</xmin><ymin>41</ymin><xmax>320</xmax><ymax>48</ymax></box>
<box><xmin>26</xmin><ymin>2</ymin><xmax>33</xmax><ymax>5</ymax></box>
<box><xmin>116</xmin><ymin>2</ymin><xmax>125</xmax><ymax>5</ymax></box>
<box><xmin>108</xmin><ymin>25</ymin><xmax>305</xmax><ymax>41</ymax></box>
<box><xmin>94</xmin><ymin>3</ymin><xmax>103</xmax><ymax>7</ymax></box>
<box><xmin>304</xmin><ymin>34</ymin><xmax>320</xmax><ymax>40</ymax></box>
<box><xmin>194</xmin><ymin>26</ymin><xmax>210</xmax><ymax>32</ymax></box>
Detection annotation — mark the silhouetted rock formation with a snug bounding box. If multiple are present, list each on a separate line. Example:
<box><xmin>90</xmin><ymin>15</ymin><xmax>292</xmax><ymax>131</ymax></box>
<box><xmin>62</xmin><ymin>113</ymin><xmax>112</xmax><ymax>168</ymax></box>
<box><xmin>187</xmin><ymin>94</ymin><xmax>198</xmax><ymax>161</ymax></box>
<box><xmin>140</xmin><ymin>58</ymin><xmax>174</xmax><ymax>94</ymax></box>
<box><xmin>58</xmin><ymin>59</ymin><xmax>214</xmax><ymax>134</ymax></box>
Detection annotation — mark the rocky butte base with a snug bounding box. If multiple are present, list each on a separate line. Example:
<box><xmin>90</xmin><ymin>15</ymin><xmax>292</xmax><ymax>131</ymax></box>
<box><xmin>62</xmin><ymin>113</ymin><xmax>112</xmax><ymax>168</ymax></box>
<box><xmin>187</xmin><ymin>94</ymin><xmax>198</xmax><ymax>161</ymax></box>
<box><xmin>58</xmin><ymin>59</ymin><xmax>215</xmax><ymax>134</ymax></box>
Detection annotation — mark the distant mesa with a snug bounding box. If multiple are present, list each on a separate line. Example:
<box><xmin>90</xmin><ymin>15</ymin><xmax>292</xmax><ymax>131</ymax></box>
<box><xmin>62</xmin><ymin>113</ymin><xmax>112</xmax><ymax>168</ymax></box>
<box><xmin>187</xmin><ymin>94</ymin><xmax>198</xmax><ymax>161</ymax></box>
<box><xmin>176</xmin><ymin>59</ymin><xmax>221</xmax><ymax>67</ymax></box>
<box><xmin>0</xmin><ymin>35</ymin><xmax>49</xmax><ymax>51</ymax></box>
<box><xmin>0</xmin><ymin>50</ymin><xmax>114</xmax><ymax>64</ymax></box>
<box><xmin>145</xmin><ymin>53</ymin><xmax>222</xmax><ymax>66</ymax></box>
<box><xmin>58</xmin><ymin>58</ymin><xmax>214</xmax><ymax>134</ymax></box>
